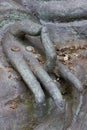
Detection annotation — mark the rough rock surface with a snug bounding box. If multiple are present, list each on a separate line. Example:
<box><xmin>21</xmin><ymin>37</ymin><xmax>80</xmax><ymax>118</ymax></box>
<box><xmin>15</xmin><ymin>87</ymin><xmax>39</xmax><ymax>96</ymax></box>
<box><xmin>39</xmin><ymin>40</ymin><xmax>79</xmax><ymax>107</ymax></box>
<box><xmin>0</xmin><ymin>0</ymin><xmax>87</xmax><ymax>130</ymax></box>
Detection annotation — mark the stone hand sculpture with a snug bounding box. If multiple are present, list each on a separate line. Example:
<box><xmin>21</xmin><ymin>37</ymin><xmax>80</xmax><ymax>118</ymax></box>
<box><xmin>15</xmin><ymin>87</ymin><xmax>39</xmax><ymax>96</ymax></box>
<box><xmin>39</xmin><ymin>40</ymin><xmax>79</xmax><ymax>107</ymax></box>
<box><xmin>0</xmin><ymin>0</ymin><xmax>87</xmax><ymax>130</ymax></box>
<box><xmin>21</xmin><ymin>0</ymin><xmax>87</xmax><ymax>130</ymax></box>
<box><xmin>1</xmin><ymin>0</ymin><xmax>65</xmax><ymax>110</ymax></box>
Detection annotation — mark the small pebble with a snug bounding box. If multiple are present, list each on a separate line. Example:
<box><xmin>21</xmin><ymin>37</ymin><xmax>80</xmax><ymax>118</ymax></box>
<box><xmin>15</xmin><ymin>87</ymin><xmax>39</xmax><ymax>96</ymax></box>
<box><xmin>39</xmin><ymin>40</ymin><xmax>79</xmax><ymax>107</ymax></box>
<box><xmin>64</xmin><ymin>55</ymin><xmax>69</xmax><ymax>61</ymax></box>
<box><xmin>25</xmin><ymin>46</ymin><xmax>35</xmax><ymax>52</ymax></box>
<box><xmin>11</xmin><ymin>46</ymin><xmax>20</xmax><ymax>52</ymax></box>
<box><xmin>53</xmin><ymin>80</ymin><xmax>57</xmax><ymax>83</ymax></box>
<box><xmin>57</xmin><ymin>78</ymin><xmax>60</xmax><ymax>81</ymax></box>
<box><xmin>35</xmin><ymin>54</ymin><xmax>41</xmax><ymax>59</ymax></box>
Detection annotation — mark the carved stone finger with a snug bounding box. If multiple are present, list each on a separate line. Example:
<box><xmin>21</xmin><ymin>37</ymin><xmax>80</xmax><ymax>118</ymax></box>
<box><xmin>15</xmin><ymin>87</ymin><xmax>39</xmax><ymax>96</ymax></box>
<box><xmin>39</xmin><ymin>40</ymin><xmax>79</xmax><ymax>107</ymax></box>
<box><xmin>2</xmin><ymin>33</ymin><xmax>45</xmax><ymax>105</ymax></box>
<box><xmin>41</xmin><ymin>26</ymin><xmax>57</xmax><ymax>72</ymax></box>
<box><xmin>55</xmin><ymin>61</ymin><xmax>83</xmax><ymax>93</ymax></box>
<box><xmin>9</xmin><ymin>19</ymin><xmax>42</xmax><ymax>37</ymax></box>
<box><xmin>24</xmin><ymin>52</ymin><xmax>64</xmax><ymax>110</ymax></box>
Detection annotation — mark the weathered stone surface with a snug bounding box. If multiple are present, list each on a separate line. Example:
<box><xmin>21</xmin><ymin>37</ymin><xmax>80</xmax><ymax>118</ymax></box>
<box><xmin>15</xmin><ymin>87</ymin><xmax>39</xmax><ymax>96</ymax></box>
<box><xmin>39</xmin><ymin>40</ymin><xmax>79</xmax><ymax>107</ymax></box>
<box><xmin>0</xmin><ymin>45</ymin><xmax>38</xmax><ymax>130</ymax></box>
<box><xmin>25</xmin><ymin>0</ymin><xmax>87</xmax><ymax>22</ymax></box>
<box><xmin>0</xmin><ymin>0</ymin><xmax>87</xmax><ymax>130</ymax></box>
